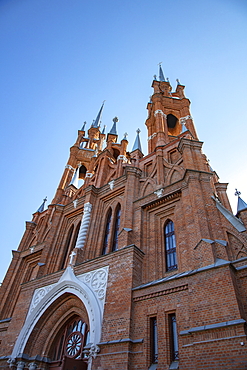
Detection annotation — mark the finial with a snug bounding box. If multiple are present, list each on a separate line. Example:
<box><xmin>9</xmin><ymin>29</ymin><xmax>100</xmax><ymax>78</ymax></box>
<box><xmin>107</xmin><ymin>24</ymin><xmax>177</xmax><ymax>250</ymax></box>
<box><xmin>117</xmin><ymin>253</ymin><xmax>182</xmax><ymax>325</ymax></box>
<box><xmin>36</xmin><ymin>196</ymin><xmax>47</xmax><ymax>213</ymax></box>
<box><xmin>176</xmin><ymin>78</ymin><xmax>181</xmax><ymax>85</ymax></box>
<box><xmin>109</xmin><ymin>117</ymin><xmax>118</xmax><ymax>135</ymax></box>
<box><xmin>153</xmin><ymin>74</ymin><xmax>157</xmax><ymax>80</ymax></box>
<box><xmin>122</xmin><ymin>132</ymin><xmax>128</xmax><ymax>140</ymax></box>
<box><xmin>92</xmin><ymin>101</ymin><xmax>105</xmax><ymax>128</ymax></box>
<box><xmin>132</xmin><ymin>128</ymin><xmax>142</xmax><ymax>152</ymax></box>
<box><xmin>235</xmin><ymin>189</ymin><xmax>241</xmax><ymax>196</ymax></box>
<box><xmin>81</xmin><ymin>121</ymin><xmax>86</xmax><ymax>131</ymax></box>
<box><xmin>158</xmin><ymin>63</ymin><xmax>165</xmax><ymax>82</ymax></box>
<box><xmin>166</xmin><ymin>77</ymin><xmax>169</xmax><ymax>82</ymax></box>
<box><xmin>101</xmin><ymin>125</ymin><xmax>106</xmax><ymax>134</ymax></box>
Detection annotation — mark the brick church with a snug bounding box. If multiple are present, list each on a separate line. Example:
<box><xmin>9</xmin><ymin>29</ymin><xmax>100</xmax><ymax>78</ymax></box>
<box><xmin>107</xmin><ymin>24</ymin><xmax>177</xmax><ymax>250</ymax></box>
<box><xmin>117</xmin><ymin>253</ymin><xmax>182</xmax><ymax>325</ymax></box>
<box><xmin>1</xmin><ymin>66</ymin><xmax>247</xmax><ymax>370</ymax></box>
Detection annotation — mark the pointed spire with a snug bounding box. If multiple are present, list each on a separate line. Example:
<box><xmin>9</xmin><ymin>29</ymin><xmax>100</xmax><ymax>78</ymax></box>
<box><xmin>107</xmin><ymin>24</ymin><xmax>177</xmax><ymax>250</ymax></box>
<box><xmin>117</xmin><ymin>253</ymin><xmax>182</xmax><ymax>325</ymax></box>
<box><xmin>109</xmin><ymin>117</ymin><xmax>118</xmax><ymax>135</ymax></box>
<box><xmin>101</xmin><ymin>125</ymin><xmax>106</xmax><ymax>134</ymax></box>
<box><xmin>69</xmin><ymin>163</ymin><xmax>81</xmax><ymax>188</ymax></box>
<box><xmin>132</xmin><ymin>129</ymin><xmax>142</xmax><ymax>152</ymax></box>
<box><xmin>235</xmin><ymin>189</ymin><xmax>247</xmax><ymax>213</ymax></box>
<box><xmin>92</xmin><ymin>101</ymin><xmax>105</xmax><ymax>128</ymax></box>
<box><xmin>181</xmin><ymin>123</ymin><xmax>187</xmax><ymax>133</ymax></box>
<box><xmin>81</xmin><ymin>121</ymin><xmax>86</xmax><ymax>131</ymax></box>
<box><xmin>122</xmin><ymin>132</ymin><xmax>128</xmax><ymax>141</ymax></box>
<box><xmin>36</xmin><ymin>197</ymin><xmax>47</xmax><ymax>213</ymax></box>
<box><xmin>158</xmin><ymin>63</ymin><xmax>165</xmax><ymax>82</ymax></box>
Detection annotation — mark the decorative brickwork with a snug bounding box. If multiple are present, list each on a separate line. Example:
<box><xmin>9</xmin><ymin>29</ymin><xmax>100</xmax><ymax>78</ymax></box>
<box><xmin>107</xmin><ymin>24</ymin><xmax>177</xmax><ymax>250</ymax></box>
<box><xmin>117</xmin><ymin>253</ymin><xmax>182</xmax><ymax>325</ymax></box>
<box><xmin>1</xmin><ymin>73</ymin><xmax>247</xmax><ymax>369</ymax></box>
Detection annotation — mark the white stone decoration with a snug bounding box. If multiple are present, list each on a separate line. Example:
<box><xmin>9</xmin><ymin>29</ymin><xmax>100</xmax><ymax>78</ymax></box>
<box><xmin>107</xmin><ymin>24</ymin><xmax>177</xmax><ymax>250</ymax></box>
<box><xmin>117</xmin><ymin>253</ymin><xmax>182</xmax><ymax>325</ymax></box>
<box><xmin>108</xmin><ymin>180</ymin><xmax>115</xmax><ymax>190</ymax></box>
<box><xmin>87</xmin><ymin>344</ymin><xmax>100</xmax><ymax>370</ymax></box>
<box><xmin>154</xmin><ymin>109</ymin><xmax>166</xmax><ymax>118</ymax></box>
<box><xmin>85</xmin><ymin>172</ymin><xmax>93</xmax><ymax>178</ymax></box>
<box><xmin>75</xmin><ymin>202</ymin><xmax>93</xmax><ymax>249</ymax></box>
<box><xmin>28</xmin><ymin>363</ymin><xmax>37</xmax><ymax>370</ymax></box>
<box><xmin>180</xmin><ymin>115</ymin><xmax>192</xmax><ymax>124</ymax></box>
<box><xmin>27</xmin><ymin>284</ymin><xmax>54</xmax><ymax>318</ymax></box>
<box><xmin>147</xmin><ymin>132</ymin><xmax>157</xmax><ymax>141</ymax></box>
<box><xmin>73</xmin><ymin>199</ymin><xmax>78</xmax><ymax>208</ymax></box>
<box><xmin>117</xmin><ymin>155</ymin><xmax>128</xmax><ymax>162</ymax></box>
<box><xmin>154</xmin><ymin>189</ymin><xmax>164</xmax><ymax>198</ymax></box>
<box><xmin>69</xmin><ymin>251</ymin><xmax>77</xmax><ymax>266</ymax></box>
<box><xmin>65</xmin><ymin>164</ymin><xmax>74</xmax><ymax>171</ymax></box>
<box><xmin>16</xmin><ymin>361</ymin><xmax>25</xmax><ymax>370</ymax></box>
<box><xmin>11</xmin><ymin>265</ymin><xmax>109</xmax><ymax>361</ymax></box>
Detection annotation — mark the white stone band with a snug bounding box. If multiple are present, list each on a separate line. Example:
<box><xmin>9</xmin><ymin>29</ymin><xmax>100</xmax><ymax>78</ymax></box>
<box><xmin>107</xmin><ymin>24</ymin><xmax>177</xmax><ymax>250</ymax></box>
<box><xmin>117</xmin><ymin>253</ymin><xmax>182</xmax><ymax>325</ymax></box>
<box><xmin>154</xmin><ymin>109</ymin><xmax>167</xmax><ymax>118</ymax></box>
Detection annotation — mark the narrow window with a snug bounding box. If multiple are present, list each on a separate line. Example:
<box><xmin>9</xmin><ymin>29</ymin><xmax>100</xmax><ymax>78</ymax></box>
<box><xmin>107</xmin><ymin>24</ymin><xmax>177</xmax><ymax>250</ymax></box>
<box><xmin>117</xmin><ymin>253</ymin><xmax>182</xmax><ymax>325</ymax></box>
<box><xmin>112</xmin><ymin>204</ymin><xmax>121</xmax><ymax>251</ymax></box>
<box><xmin>165</xmin><ymin>220</ymin><xmax>177</xmax><ymax>271</ymax></box>
<box><xmin>102</xmin><ymin>209</ymin><xmax>112</xmax><ymax>255</ymax></box>
<box><xmin>150</xmin><ymin>317</ymin><xmax>158</xmax><ymax>364</ymax></box>
<box><xmin>70</xmin><ymin>221</ymin><xmax>81</xmax><ymax>250</ymax></box>
<box><xmin>61</xmin><ymin>225</ymin><xmax>74</xmax><ymax>269</ymax></box>
<box><xmin>169</xmin><ymin>313</ymin><xmax>179</xmax><ymax>362</ymax></box>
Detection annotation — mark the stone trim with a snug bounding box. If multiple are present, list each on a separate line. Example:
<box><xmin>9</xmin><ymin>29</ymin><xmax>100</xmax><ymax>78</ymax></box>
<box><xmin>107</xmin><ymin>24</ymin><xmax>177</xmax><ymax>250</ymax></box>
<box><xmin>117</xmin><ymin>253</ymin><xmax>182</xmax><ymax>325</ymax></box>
<box><xmin>99</xmin><ymin>338</ymin><xmax>143</xmax><ymax>345</ymax></box>
<box><xmin>0</xmin><ymin>317</ymin><xmax>11</xmax><ymax>323</ymax></box>
<box><xmin>133</xmin><ymin>258</ymin><xmax>230</xmax><ymax>290</ymax></box>
<box><xmin>180</xmin><ymin>318</ymin><xmax>246</xmax><ymax>335</ymax></box>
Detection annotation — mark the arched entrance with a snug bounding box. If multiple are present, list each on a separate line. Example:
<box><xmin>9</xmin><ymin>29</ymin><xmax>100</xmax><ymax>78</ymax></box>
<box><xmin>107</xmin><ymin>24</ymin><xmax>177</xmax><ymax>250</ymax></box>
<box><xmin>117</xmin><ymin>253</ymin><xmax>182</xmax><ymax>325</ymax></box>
<box><xmin>10</xmin><ymin>266</ymin><xmax>108</xmax><ymax>369</ymax></box>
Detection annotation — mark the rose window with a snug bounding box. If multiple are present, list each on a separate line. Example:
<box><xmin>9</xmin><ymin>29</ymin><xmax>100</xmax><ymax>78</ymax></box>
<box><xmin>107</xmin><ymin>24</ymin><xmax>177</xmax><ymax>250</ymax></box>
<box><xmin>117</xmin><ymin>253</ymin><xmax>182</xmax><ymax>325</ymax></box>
<box><xmin>65</xmin><ymin>332</ymin><xmax>83</xmax><ymax>358</ymax></box>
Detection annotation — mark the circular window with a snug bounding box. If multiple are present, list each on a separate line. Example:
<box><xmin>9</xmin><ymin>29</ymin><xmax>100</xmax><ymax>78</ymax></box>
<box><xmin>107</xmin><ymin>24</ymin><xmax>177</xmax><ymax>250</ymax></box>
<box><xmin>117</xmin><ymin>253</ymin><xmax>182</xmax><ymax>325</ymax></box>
<box><xmin>65</xmin><ymin>331</ymin><xmax>83</xmax><ymax>358</ymax></box>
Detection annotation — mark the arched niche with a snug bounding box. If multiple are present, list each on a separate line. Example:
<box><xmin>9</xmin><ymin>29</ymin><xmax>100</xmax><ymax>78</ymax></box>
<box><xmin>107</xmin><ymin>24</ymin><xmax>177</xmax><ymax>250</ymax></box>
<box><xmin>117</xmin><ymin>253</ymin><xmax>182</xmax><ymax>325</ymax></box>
<box><xmin>167</xmin><ymin>114</ymin><xmax>180</xmax><ymax>136</ymax></box>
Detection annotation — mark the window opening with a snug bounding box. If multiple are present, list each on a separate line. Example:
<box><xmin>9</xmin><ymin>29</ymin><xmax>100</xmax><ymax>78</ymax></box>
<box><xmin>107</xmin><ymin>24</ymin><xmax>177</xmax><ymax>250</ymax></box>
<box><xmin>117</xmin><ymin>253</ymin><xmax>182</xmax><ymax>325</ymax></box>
<box><xmin>102</xmin><ymin>209</ymin><xmax>112</xmax><ymax>255</ymax></box>
<box><xmin>61</xmin><ymin>225</ymin><xmax>74</xmax><ymax>269</ymax></box>
<box><xmin>112</xmin><ymin>205</ymin><xmax>121</xmax><ymax>251</ymax></box>
<box><xmin>150</xmin><ymin>317</ymin><xmax>158</xmax><ymax>364</ymax></box>
<box><xmin>165</xmin><ymin>220</ymin><xmax>177</xmax><ymax>271</ymax></box>
<box><xmin>169</xmin><ymin>313</ymin><xmax>179</xmax><ymax>362</ymax></box>
<box><xmin>167</xmin><ymin>114</ymin><xmax>178</xmax><ymax>129</ymax></box>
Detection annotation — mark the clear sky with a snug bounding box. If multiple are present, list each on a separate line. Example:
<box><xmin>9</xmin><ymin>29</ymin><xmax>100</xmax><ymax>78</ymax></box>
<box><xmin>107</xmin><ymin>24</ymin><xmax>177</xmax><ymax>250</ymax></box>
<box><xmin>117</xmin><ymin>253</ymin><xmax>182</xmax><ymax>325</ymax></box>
<box><xmin>0</xmin><ymin>0</ymin><xmax>247</xmax><ymax>283</ymax></box>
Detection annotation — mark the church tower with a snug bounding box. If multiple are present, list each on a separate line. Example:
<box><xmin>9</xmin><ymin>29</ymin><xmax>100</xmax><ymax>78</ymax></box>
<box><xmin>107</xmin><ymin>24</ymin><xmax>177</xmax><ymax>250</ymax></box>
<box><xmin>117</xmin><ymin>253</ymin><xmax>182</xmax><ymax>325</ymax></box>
<box><xmin>1</xmin><ymin>67</ymin><xmax>247</xmax><ymax>370</ymax></box>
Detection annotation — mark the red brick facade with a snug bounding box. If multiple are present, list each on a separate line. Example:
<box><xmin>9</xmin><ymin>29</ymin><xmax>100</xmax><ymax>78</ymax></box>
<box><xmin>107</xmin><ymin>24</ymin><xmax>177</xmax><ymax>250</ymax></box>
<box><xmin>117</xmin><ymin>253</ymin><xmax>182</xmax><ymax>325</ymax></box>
<box><xmin>1</xmin><ymin>75</ymin><xmax>247</xmax><ymax>370</ymax></box>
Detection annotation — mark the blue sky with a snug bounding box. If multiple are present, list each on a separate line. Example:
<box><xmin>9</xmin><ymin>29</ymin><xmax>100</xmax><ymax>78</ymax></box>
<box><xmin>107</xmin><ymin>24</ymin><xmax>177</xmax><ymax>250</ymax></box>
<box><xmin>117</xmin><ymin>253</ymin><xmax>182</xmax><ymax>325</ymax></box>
<box><xmin>0</xmin><ymin>0</ymin><xmax>247</xmax><ymax>282</ymax></box>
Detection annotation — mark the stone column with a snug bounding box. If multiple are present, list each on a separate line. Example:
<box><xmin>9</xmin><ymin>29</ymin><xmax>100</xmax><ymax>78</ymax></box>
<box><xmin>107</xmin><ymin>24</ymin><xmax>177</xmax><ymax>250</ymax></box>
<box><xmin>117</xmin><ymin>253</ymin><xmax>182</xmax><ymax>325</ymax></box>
<box><xmin>75</xmin><ymin>202</ymin><xmax>93</xmax><ymax>249</ymax></box>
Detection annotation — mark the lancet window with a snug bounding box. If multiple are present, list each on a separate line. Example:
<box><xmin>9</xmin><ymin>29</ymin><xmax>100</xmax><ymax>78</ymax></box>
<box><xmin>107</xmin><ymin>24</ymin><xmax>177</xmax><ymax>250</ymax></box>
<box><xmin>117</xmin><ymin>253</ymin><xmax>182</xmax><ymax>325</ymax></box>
<box><xmin>102</xmin><ymin>209</ymin><xmax>112</xmax><ymax>255</ymax></box>
<box><xmin>112</xmin><ymin>204</ymin><xmax>121</xmax><ymax>251</ymax></box>
<box><xmin>164</xmin><ymin>220</ymin><xmax>177</xmax><ymax>271</ymax></box>
<box><xmin>102</xmin><ymin>204</ymin><xmax>122</xmax><ymax>255</ymax></box>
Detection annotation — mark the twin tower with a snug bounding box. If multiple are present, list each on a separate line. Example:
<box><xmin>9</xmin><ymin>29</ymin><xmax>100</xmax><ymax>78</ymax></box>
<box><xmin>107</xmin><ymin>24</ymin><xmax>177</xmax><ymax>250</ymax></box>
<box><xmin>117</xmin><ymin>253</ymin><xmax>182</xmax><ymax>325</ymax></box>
<box><xmin>1</xmin><ymin>67</ymin><xmax>247</xmax><ymax>370</ymax></box>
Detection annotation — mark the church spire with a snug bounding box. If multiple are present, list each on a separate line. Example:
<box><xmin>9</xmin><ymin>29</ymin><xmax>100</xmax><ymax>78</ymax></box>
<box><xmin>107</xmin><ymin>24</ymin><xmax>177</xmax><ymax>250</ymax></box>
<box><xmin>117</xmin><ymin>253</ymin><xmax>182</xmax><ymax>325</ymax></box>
<box><xmin>92</xmin><ymin>101</ymin><xmax>105</xmax><ymax>128</ymax></box>
<box><xmin>36</xmin><ymin>197</ymin><xmax>47</xmax><ymax>213</ymax></box>
<box><xmin>159</xmin><ymin>63</ymin><xmax>165</xmax><ymax>82</ymax></box>
<box><xmin>132</xmin><ymin>129</ymin><xmax>142</xmax><ymax>152</ymax></box>
<box><xmin>109</xmin><ymin>117</ymin><xmax>118</xmax><ymax>135</ymax></box>
<box><xmin>235</xmin><ymin>189</ymin><xmax>247</xmax><ymax>214</ymax></box>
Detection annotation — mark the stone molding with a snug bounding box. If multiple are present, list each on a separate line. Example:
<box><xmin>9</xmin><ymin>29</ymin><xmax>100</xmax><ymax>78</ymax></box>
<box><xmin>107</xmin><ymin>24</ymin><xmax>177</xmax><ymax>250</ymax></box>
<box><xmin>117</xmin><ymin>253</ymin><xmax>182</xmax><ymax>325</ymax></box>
<box><xmin>154</xmin><ymin>109</ymin><xmax>167</xmax><ymax>118</ymax></box>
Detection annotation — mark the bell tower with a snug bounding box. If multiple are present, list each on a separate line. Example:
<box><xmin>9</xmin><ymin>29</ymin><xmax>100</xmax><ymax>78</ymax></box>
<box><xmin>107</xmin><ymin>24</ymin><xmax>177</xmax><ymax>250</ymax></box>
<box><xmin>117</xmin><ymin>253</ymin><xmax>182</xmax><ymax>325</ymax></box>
<box><xmin>52</xmin><ymin>102</ymin><xmax>106</xmax><ymax>204</ymax></box>
<box><xmin>146</xmin><ymin>65</ymin><xmax>198</xmax><ymax>153</ymax></box>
